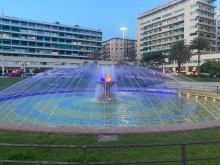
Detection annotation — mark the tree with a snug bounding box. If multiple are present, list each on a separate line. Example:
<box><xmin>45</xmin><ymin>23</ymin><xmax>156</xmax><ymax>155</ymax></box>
<box><xmin>142</xmin><ymin>52</ymin><xmax>165</xmax><ymax>65</ymax></box>
<box><xmin>190</xmin><ymin>37</ymin><xmax>210</xmax><ymax>76</ymax></box>
<box><xmin>168</xmin><ymin>40</ymin><xmax>191</xmax><ymax>74</ymax></box>
<box><xmin>201</xmin><ymin>61</ymin><xmax>220</xmax><ymax>77</ymax></box>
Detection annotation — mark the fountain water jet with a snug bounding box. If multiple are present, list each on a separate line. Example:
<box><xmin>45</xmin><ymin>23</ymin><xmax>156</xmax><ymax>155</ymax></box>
<box><xmin>95</xmin><ymin>66</ymin><xmax>117</xmax><ymax>103</ymax></box>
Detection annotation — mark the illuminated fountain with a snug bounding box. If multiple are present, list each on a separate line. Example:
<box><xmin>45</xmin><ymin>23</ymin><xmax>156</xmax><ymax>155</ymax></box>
<box><xmin>95</xmin><ymin>67</ymin><xmax>117</xmax><ymax>103</ymax></box>
<box><xmin>0</xmin><ymin>64</ymin><xmax>220</xmax><ymax>133</ymax></box>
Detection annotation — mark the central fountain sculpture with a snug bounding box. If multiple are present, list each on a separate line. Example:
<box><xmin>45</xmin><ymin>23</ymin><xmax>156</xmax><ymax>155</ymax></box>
<box><xmin>96</xmin><ymin>73</ymin><xmax>117</xmax><ymax>102</ymax></box>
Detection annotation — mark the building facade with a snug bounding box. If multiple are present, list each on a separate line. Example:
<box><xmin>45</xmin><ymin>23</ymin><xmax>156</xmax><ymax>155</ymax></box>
<box><xmin>164</xmin><ymin>53</ymin><xmax>220</xmax><ymax>74</ymax></box>
<box><xmin>137</xmin><ymin>0</ymin><xmax>216</xmax><ymax>60</ymax></box>
<box><xmin>216</xmin><ymin>10</ymin><xmax>220</xmax><ymax>52</ymax></box>
<box><xmin>0</xmin><ymin>16</ymin><xmax>102</xmax><ymax>60</ymax></box>
<box><xmin>102</xmin><ymin>38</ymin><xmax>137</xmax><ymax>62</ymax></box>
<box><xmin>0</xmin><ymin>55</ymin><xmax>117</xmax><ymax>76</ymax></box>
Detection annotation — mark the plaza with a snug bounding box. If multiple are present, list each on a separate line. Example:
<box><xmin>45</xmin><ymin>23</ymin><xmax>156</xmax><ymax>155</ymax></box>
<box><xmin>0</xmin><ymin>0</ymin><xmax>220</xmax><ymax>164</ymax></box>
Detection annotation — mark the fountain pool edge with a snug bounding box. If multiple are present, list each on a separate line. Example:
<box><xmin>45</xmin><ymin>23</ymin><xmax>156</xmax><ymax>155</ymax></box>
<box><xmin>1</xmin><ymin>120</ymin><xmax>220</xmax><ymax>134</ymax></box>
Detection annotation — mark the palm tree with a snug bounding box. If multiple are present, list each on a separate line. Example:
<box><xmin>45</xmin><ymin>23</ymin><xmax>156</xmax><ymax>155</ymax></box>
<box><xmin>190</xmin><ymin>37</ymin><xmax>210</xmax><ymax>76</ymax></box>
<box><xmin>168</xmin><ymin>40</ymin><xmax>191</xmax><ymax>74</ymax></box>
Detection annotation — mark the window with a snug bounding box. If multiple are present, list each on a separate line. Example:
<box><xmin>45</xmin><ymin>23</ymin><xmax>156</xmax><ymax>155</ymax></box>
<box><xmin>51</xmin><ymin>43</ymin><xmax>58</xmax><ymax>48</ymax></box>
<box><xmin>21</xmin><ymin>41</ymin><xmax>28</xmax><ymax>46</ymax></box>
<box><xmin>12</xmin><ymin>47</ymin><xmax>20</xmax><ymax>52</ymax></box>
<box><xmin>37</xmin><ymin>49</ymin><xmax>44</xmax><ymax>54</ymax></box>
<box><xmin>37</xmin><ymin>30</ymin><xmax>44</xmax><ymax>35</ymax></box>
<box><xmin>12</xmin><ymin>40</ymin><xmax>19</xmax><ymax>45</ymax></box>
<box><xmin>2</xmin><ymin>33</ymin><xmax>11</xmax><ymax>38</ymax></box>
<box><xmin>28</xmin><ymin>29</ymin><xmax>36</xmax><ymax>34</ymax></box>
<box><xmin>37</xmin><ymin>36</ymin><xmax>44</xmax><ymax>41</ymax></box>
<box><xmin>59</xmin><ymin>26</ymin><xmax>65</xmax><ymax>31</ymax></box>
<box><xmin>44</xmin><ymin>31</ymin><xmax>51</xmax><ymax>36</ymax></box>
<box><xmin>20</xmin><ymin>35</ymin><xmax>28</xmax><ymax>39</ymax></box>
<box><xmin>2</xmin><ymin>25</ymin><xmax>10</xmax><ymax>31</ymax></box>
<box><xmin>20</xmin><ymin>28</ymin><xmax>28</xmax><ymax>33</ymax></box>
<box><xmin>45</xmin><ymin>43</ymin><xmax>51</xmax><ymax>47</ymax></box>
<box><xmin>2</xmin><ymin>39</ymin><xmax>11</xmax><ymax>45</ymax></box>
<box><xmin>59</xmin><ymin>32</ymin><xmax>65</xmax><ymax>37</ymax></box>
<box><xmin>29</xmin><ymin>22</ymin><xmax>35</xmax><ymax>27</ymax></box>
<box><xmin>11</xmin><ymin>20</ymin><xmax>19</xmax><ymax>25</ymax></box>
<box><xmin>162</xmin><ymin>13</ymin><xmax>172</xmax><ymax>18</ymax></box>
<box><xmin>174</xmin><ymin>8</ymin><xmax>184</xmax><ymax>14</ymax></box>
<box><xmin>29</xmin><ymin>48</ymin><xmax>36</xmax><ymax>53</ymax></box>
<box><xmin>2</xmin><ymin>19</ymin><xmax>10</xmax><ymax>24</ymax></box>
<box><xmin>20</xmin><ymin>48</ymin><xmax>28</xmax><ymax>52</ymax></box>
<box><xmin>20</xmin><ymin>21</ymin><xmax>27</xmax><ymax>26</ymax></box>
<box><xmin>59</xmin><ymin>38</ymin><xmax>65</xmax><ymax>42</ymax></box>
<box><xmin>191</xmin><ymin>3</ymin><xmax>198</xmax><ymax>8</ymax></box>
<box><xmin>51</xmin><ymin>32</ymin><xmax>58</xmax><ymax>36</ymax></box>
<box><xmin>11</xmin><ymin>27</ymin><xmax>20</xmax><ymax>32</ymax></box>
<box><xmin>29</xmin><ymin>42</ymin><xmax>36</xmax><ymax>46</ymax></box>
<box><xmin>37</xmin><ymin>24</ymin><xmax>44</xmax><ymax>28</ymax></box>
<box><xmin>3</xmin><ymin>46</ymin><xmax>11</xmax><ymax>51</ymax></box>
<box><xmin>45</xmin><ymin>37</ymin><xmax>51</xmax><ymax>41</ymax></box>
<box><xmin>12</xmin><ymin>33</ymin><xmax>19</xmax><ymax>38</ymax></box>
<box><xmin>29</xmin><ymin>36</ymin><xmax>36</xmax><ymax>40</ymax></box>
<box><xmin>52</xmin><ymin>38</ymin><xmax>58</xmax><ymax>42</ymax></box>
<box><xmin>37</xmin><ymin>42</ymin><xmax>44</xmax><ymax>47</ymax></box>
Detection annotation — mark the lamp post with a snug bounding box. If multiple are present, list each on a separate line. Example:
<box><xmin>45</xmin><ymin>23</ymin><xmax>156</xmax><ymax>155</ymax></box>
<box><xmin>20</xmin><ymin>61</ymin><xmax>29</xmax><ymax>77</ymax></box>
<box><xmin>120</xmin><ymin>27</ymin><xmax>127</xmax><ymax>63</ymax></box>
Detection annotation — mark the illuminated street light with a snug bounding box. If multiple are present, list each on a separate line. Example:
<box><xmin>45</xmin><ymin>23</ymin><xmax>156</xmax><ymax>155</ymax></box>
<box><xmin>120</xmin><ymin>27</ymin><xmax>127</xmax><ymax>63</ymax></box>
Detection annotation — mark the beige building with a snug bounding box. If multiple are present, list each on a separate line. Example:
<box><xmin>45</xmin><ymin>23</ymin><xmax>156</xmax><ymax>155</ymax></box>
<box><xmin>102</xmin><ymin>38</ymin><xmax>137</xmax><ymax>62</ymax></box>
<box><xmin>137</xmin><ymin>0</ymin><xmax>216</xmax><ymax>60</ymax></box>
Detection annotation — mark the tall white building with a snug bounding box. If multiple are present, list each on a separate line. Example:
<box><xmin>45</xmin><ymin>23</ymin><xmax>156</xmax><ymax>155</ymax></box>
<box><xmin>137</xmin><ymin>0</ymin><xmax>216</xmax><ymax>60</ymax></box>
<box><xmin>216</xmin><ymin>10</ymin><xmax>220</xmax><ymax>52</ymax></box>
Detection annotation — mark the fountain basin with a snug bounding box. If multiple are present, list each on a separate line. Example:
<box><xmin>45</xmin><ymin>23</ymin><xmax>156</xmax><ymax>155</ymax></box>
<box><xmin>0</xmin><ymin>90</ymin><xmax>219</xmax><ymax>129</ymax></box>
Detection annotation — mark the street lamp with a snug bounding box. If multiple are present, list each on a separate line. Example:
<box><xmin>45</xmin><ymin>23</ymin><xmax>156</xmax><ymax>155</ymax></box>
<box><xmin>120</xmin><ymin>27</ymin><xmax>127</xmax><ymax>63</ymax></box>
<box><xmin>21</xmin><ymin>61</ymin><xmax>29</xmax><ymax>77</ymax></box>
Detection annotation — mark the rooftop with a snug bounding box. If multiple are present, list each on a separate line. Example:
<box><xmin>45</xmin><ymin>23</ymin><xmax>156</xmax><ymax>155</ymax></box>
<box><xmin>138</xmin><ymin>0</ymin><xmax>184</xmax><ymax>19</ymax></box>
<box><xmin>103</xmin><ymin>37</ymin><xmax>137</xmax><ymax>43</ymax></box>
<box><xmin>0</xmin><ymin>15</ymin><xmax>102</xmax><ymax>32</ymax></box>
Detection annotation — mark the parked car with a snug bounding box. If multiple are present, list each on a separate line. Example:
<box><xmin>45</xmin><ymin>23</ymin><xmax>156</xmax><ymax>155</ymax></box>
<box><xmin>8</xmin><ymin>69</ymin><xmax>22</xmax><ymax>77</ymax></box>
<box><xmin>198</xmin><ymin>73</ymin><xmax>210</xmax><ymax>77</ymax></box>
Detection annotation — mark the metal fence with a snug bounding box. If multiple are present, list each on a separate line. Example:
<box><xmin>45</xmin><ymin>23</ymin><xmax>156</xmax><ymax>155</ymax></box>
<box><xmin>151</xmin><ymin>84</ymin><xmax>220</xmax><ymax>93</ymax></box>
<box><xmin>0</xmin><ymin>141</ymin><xmax>220</xmax><ymax>165</ymax></box>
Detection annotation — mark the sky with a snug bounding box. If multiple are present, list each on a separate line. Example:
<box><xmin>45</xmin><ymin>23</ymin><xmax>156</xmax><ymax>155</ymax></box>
<box><xmin>1</xmin><ymin>0</ymin><xmax>220</xmax><ymax>40</ymax></box>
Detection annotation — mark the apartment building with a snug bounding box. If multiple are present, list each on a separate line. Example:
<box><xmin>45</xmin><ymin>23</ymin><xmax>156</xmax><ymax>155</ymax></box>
<box><xmin>216</xmin><ymin>10</ymin><xmax>220</xmax><ymax>52</ymax></box>
<box><xmin>102</xmin><ymin>38</ymin><xmax>136</xmax><ymax>62</ymax></box>
<box><xmin>137</xmin><ymin>0</ymin><xmax>216</xmax><ymax>60</ymax></box>
<box><xmin>0</xmin><ymin>16</ymin><xmax>102</xmax><ymax>60</ymax></box>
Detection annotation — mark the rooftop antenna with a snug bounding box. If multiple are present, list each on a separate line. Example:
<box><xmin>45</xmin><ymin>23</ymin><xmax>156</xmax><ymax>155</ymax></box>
<box><xmin>1</xmin><ymin>8</ymin><xmax>4</xmax><ymax>16</ymax></box>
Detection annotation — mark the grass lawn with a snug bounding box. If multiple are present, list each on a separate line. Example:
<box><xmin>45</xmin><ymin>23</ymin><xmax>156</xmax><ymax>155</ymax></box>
<box><xmin>0</xmin><ymin>77</ymin><xmax>24</xmax><ymax>91</ymax></box>
<box><xmin>0</xmin><ymin>129</ymin><xmax>219</xmax><ymax>164</ymax></box>
<box><xmin>0</xmin><ymin>78</ymin><xmax>220</xmax><ymax>164</ymax></box>
<box><xmin>184</xmin><ymin>76</ymin><xmax>220</xmax><ymax>82</ymax></box>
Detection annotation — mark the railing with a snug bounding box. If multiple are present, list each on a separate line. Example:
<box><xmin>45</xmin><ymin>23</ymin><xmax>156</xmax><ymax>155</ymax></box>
<box><xmin>0</xmin><ymin>141</ymin><xmax>220</xmax><ymax>164</ymax></box>
<box><xmin>152</xmin><ymin>84</ymin><xmax>220</xmax><ymax>93</ymax></box>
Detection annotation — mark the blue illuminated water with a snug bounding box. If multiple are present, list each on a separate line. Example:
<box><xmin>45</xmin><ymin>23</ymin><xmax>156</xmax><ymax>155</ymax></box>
<box><xmin>0</xmin><ymin>91</ymin><xmax>219</xmax><ymax>128</ymax></box>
